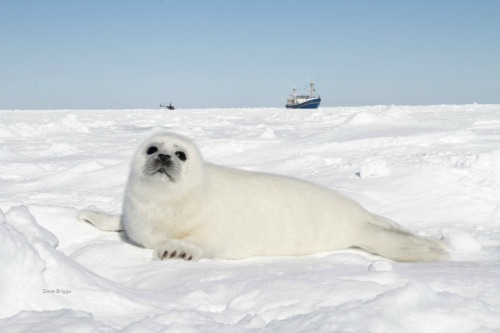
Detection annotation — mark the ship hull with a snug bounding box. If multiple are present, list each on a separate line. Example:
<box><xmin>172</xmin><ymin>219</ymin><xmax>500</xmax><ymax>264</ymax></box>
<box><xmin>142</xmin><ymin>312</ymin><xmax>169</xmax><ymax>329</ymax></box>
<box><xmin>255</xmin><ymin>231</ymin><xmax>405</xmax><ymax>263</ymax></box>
<box><xmin>286</xmin><ymin>97</ymin><xmax>321</xmax><ymax>109</ymax></box>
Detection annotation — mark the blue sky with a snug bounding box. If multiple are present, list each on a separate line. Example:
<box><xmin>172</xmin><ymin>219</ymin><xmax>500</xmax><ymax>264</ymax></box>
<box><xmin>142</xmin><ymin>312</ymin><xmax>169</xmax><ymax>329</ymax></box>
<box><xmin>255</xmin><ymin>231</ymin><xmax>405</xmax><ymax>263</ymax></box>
<box><xmin>1</xmin><ymin>0</ymin><xmax>499</xmax><ymax>109</ymax></box>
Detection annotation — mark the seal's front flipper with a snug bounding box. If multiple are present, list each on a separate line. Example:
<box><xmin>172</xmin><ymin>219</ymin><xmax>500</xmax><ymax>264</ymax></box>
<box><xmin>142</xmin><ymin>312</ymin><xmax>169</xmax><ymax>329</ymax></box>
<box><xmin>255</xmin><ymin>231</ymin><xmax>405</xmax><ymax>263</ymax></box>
<box><xmin>155</xmin><ymin>238</ymin><xmax>208</xmax><ymax>261</ymax></box>
<box><xmin>78</xmin><ymin>209</ymin><xmax>123</xmax><ymax>231</ymax></box>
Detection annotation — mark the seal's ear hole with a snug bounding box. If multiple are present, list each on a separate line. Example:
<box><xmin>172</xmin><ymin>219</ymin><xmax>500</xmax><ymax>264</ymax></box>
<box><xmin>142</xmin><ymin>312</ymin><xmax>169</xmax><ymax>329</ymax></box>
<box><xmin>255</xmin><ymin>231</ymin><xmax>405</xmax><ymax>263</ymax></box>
<box><xmin>147</xmin><ymin>146</ymin><xmax>158</xmax><ymax>155</ymax></box>
<box><xmin>175</xmin><ymin>151</ymin><xmax>187</xmax><ymax>161</ymax></box>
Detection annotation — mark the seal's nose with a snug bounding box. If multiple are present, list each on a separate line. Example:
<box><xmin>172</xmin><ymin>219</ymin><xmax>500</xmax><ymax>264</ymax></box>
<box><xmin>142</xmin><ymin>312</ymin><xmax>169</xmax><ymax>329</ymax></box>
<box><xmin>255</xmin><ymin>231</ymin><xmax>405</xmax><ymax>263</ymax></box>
<box><xmin>158</xmin><ymin>154</ymin><xmax>171</xmax><ymax>162</ymax></box>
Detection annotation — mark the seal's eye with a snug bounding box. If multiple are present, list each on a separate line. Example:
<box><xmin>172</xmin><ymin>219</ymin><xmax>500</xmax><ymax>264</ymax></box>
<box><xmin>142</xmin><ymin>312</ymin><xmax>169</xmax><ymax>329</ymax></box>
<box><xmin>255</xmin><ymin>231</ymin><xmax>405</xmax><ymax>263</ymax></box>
<box><xmin>175</xmin><ymin>151</ymin><xmax>187</xmax><ymax>161</ymax></box>
<box><xmin>146</xmin><ymin>146</ymin><xmax>158</xmax><ymax>155</ymax></box>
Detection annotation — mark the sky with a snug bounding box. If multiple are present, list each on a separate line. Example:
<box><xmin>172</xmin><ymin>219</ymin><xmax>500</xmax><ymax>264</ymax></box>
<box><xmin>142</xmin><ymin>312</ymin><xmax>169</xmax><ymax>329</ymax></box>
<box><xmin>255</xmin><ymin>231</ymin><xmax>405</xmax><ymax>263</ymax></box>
<box><xmin>1</xmin><ymin>0</ymin><xmax>499</xmax><ymax>109</ymax></box>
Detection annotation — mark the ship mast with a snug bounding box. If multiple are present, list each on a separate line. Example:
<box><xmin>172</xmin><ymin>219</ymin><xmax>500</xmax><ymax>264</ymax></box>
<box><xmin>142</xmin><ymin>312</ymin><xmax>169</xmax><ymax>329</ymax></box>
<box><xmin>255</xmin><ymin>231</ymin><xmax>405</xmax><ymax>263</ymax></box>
<box><xmin>309</xmin><ymin>82</ymin><xmax>315</xmax><ymax>97</ymax></box>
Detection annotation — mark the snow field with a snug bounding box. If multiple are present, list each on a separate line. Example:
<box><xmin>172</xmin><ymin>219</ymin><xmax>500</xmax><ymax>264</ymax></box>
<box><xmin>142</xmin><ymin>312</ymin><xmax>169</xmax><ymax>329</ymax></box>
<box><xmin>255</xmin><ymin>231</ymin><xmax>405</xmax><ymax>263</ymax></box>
<box><xmin>1</xmin><ymin>105</ymin><xmax>499</xmax><ymax>332</ymax></box>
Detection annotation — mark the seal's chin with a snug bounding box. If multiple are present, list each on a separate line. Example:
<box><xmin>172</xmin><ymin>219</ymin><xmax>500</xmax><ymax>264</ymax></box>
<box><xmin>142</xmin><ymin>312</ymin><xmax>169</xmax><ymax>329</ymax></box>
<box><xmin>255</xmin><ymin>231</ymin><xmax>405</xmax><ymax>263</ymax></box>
<box><xmin>155</xmin><ymin>167</ymin><xmax>176</xmax><ymax>182</ymax></box>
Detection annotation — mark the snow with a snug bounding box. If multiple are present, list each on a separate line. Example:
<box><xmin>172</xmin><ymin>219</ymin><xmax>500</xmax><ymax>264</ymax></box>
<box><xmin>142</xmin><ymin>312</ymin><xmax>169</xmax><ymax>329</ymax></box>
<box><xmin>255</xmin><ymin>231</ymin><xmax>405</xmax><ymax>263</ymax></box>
<box><xmin>1</xmin><ymin>105</ymin><xmax>500</xmax><ymax>332</ymax></box>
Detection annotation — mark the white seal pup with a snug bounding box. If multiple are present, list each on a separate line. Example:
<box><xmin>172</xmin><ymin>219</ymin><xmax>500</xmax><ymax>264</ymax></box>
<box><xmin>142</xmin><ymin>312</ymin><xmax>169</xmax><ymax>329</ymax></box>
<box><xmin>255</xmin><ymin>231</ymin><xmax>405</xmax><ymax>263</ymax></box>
<box><xmin>78</xmin><ymin>132</ymin><xmax>448</xmax><ymax>262</ymax></box>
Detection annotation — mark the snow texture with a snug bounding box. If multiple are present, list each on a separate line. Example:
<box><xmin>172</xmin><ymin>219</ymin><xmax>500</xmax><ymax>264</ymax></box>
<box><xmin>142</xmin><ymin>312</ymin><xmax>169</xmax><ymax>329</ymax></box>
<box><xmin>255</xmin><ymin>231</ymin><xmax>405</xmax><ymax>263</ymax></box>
<box><xmin>1</xmin><ymin>105</ymin><xmax>500</xmax><ymax>332</ymax></box>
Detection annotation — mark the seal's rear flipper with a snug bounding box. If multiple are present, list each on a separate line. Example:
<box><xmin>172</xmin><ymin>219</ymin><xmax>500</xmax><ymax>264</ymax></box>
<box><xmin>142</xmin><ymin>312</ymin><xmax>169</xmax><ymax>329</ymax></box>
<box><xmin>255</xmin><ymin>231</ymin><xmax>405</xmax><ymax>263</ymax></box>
<box><xmin>78</xmin><ymin>209</ymin><xmax>123</xmax><ymax>231</ymax></box>
<box><xmin>356</xmin><ymin>215</ymin><xmax>449</xmax><ymax>262</ymax></box>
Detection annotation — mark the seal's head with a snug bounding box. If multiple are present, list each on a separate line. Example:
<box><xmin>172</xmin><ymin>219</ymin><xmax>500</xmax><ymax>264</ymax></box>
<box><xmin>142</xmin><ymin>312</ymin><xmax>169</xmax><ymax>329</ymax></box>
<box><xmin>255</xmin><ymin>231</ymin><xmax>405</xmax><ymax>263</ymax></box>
<box><xmin>129</xmin><ymin>132</ymin><xmax>206</xmax><ymax>190</ymax></box>
<box><xmin>142</xmin><ymin>144</ymin><xmax>182</xmax><ymax>182</ymax></box>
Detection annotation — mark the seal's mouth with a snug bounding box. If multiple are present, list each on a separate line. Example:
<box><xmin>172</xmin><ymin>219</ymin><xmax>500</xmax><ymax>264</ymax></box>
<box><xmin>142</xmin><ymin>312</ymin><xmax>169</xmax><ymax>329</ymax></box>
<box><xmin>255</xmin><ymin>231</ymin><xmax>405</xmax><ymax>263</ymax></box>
<box><xmin>143</xmin><ymin>158</ymin><xmax>179</xmax><ymax>182</ymax></box>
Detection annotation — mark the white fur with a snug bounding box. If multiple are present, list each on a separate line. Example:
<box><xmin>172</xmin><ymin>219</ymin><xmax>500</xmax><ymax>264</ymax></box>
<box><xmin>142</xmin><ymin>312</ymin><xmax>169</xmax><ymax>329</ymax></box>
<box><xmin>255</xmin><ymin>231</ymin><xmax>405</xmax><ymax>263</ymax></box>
<box><xmin>79</xmin><ymin>132</ymin><xmax>448</xmax><ymax>262</ymax></box>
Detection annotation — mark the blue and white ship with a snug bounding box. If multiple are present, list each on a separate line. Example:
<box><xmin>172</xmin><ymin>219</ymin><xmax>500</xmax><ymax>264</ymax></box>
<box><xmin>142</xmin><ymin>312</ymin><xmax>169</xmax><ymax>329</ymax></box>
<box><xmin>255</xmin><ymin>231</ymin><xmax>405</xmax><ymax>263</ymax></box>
<box><xmin>286</xmin><ymin>82</ymin><xmax>321</xmax><ymax>109</ymax></box>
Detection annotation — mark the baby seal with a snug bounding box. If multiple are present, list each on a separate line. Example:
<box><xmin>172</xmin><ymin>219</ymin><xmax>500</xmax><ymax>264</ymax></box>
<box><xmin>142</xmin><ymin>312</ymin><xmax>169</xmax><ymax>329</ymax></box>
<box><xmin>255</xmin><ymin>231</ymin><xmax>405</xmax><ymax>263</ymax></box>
<box><xmin>78</xmin><ymin>132</ymin><xmax>448</xmax><ymax>262</ymax></box>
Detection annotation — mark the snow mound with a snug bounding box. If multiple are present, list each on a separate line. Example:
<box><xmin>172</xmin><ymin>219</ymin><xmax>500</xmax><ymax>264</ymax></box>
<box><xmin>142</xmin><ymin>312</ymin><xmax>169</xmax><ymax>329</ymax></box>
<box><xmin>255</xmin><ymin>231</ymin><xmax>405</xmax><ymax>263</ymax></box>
<box><xmin>9</xmin><ymin>113</ymin><xmax>90</xmax><ymax>138</ymax></box>
<box><xmin>368</xmin><ymin>261</ymin><xmax>394</xmax><ymax>272</ymax></box>
<box><xmin>358</xmin><ymin>157</ymin><xmax>390</xmax><ymax>178</ymax></box>
<box><xmin>0</xmin><ymin>309</ymin><xmax>111</xmax><ymax>333</ymax></box>
<box><xmin>0</xmin><ymin>206</ymin><xmax>148</xmax><ymax>321</ymax></box>
<box><xmin>260</xmin><ymin>127</ymin><xmax>277</xmax><ymax>139</ymax></box>
<box><xmin>0</xmin><ymin>123</ymin><xmax>15</xmax><ymax>138</ymax></box>
<box><xmin>344</xmin><ymin>106</ymin><xmax>412</xmax><ymax>126</ymax></box>
<box><xmin>441</xmin><ymin>228</ymin><xmax>482</xmax><ymax>252</ymax></box>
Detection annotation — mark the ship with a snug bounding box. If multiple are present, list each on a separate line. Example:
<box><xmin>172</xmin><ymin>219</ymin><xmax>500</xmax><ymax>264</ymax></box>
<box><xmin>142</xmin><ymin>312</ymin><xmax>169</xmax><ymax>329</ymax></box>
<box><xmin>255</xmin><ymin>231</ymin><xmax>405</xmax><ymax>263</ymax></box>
<box><xmin>286</xmin><ymin>82</ymin><xmax>321</xmax><ymax>109</ymax></box>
